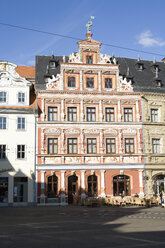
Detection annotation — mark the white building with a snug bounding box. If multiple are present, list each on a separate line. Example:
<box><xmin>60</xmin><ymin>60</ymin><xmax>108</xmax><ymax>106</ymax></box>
<box><xmin>0</xmin><ymin>61</ymin><xmax>36</xmax><ymax>206</ymax></box>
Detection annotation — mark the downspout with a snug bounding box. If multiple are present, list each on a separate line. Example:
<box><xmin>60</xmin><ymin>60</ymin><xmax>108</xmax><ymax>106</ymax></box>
<box><xmin>141</xmin><ymin>94</ymin><xmax>147</xmax><ymax>196</ymax></box>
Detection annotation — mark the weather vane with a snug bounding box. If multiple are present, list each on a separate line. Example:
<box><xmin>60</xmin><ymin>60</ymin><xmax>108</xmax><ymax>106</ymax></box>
<box><xmin>86</xmin><ymin>16</ymin><xmax>95</xmax><ymax>34</ymax></box>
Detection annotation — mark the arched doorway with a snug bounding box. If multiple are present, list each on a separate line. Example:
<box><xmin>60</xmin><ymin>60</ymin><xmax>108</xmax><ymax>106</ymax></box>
<box><xmin>47</xmin><ymin>175</ymin><xmax>58</xmax><ymax>198</ymax></box>
<box><xmin>154</xmin><ymin>175</ymin><xmax>165</xmax><ymax>196</ymax></box>
<box><xmin>88</xmin><ymin>175</ymin><xmax>97</xmax><ymax>197</ymax></box>
<box><xmin>113</xmin><ymin>175</ymin><xmax>130</xmax><ymax>196</ymax></box>
<box><xmin>68</xmin><ymin>175</ymin><xmax>78</xmax><ymax>204</ymax></box>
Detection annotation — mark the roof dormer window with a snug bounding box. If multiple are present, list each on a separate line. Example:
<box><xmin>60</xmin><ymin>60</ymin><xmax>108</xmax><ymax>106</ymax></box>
<box><xmin>155</xmin><ymin>79</ymin><xmax>162</xmax><ymax>88</ymax></box>
<box><xmin>49</xmin><ymin>61</ymin><xmax>56</xmax><ymax>69</ymax></box>
<box><xmin>137</xmin><ymin>63</ymin><xmax>143</xmax><ymax>71</ymax></box>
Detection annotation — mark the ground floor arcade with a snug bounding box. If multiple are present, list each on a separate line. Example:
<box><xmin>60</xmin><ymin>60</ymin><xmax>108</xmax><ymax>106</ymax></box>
<box><xmin>36</xmin><ymin>166</ymin><xmax>145</xmax><ymax>205</ymax></box>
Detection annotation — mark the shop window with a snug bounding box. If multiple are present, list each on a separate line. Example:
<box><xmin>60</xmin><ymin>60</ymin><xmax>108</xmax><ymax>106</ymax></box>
<box><xmin>48</xmin><ymin>138</ymin><xmax>58</xmax><ymax>154</ymax></box>
<box><xmin>87</xmin><ymin>138</ymin><xmax>97</xmax><ymax>154</ymax></box>
<box><xmin>88</xmin><ymin>175</ymin><xmax>97</xmax><ymax>197</ymax></box>
<box><xmin>67</xmin><ymin>138</ymin><xmax>77</xmax><ymax>154</ymax></box>
<box><xmin>48</xmin><ymin>107</ymin><xmax>57</xmax><ymax>121</ymax></box>
<box><xmin>113</xmin><ymin>175</ymin><xmax>130</xmax><ymax>196</ymax></box>
<box><xmin>68</xmin><ymin>107</ymin><xmax>77</xmax><ymax>121</ymax></box>
<box><xmin>47</xmin><ymin>175</ymin><xmax>58</xmax><ymax>198</ymax></box>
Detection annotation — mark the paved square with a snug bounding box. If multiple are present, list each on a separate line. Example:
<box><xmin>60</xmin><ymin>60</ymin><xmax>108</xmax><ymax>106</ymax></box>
<box><xmin>1</xmin><ymin>205</ymin><xmax>165</xmax><ymax>248</ymax></box>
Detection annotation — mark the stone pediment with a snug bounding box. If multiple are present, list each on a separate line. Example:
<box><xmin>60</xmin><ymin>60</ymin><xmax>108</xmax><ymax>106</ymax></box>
<box><xmin>0</xmin><ymin>62</ymin><xmax>31</xmax><ymax>87</ymax></box>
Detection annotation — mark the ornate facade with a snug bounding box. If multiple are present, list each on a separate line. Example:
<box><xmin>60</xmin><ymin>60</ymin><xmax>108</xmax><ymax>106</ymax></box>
<box><xmin>36</xmin><ymin>30</ymin><xmax>144</xmax><ymax>205</ymax></box>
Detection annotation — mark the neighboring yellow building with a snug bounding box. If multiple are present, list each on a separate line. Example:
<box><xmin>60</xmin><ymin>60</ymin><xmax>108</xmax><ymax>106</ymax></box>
<box><xmin>142</xmin><ymin>93</ymin><xmax>165</xmax><ymax>197</ymax></box>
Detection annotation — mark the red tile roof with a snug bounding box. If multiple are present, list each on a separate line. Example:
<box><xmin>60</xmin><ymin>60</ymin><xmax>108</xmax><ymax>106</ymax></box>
<box><xmin>16</xmin><ymin>66</ymin><xmax>35</xmax><ymax>80</ymax></box>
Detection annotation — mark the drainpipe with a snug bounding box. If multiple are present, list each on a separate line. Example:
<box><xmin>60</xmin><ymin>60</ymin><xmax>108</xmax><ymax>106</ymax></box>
<box><xmin>141</xmin><ymin>94</ymin><xmax>147</xmax><ymax>196</ymax></box>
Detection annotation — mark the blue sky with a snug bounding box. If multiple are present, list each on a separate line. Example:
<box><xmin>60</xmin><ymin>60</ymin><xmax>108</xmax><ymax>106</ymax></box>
<box><xmin>1</xmin><ymin>0</ymin><xmax>165</xmax><ymax>65</ymax></box>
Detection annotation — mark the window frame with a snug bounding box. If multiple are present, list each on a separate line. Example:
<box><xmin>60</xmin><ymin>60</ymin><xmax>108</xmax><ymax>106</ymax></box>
<box><xmin>105</xmin><ymin>78</ymin><xmax>112</xmax><ymax>88</ymax></box>
<box><xmin>87</xmin><ymin>138</ymin><xmax>97</xmax><ymax>154</ymax></box>
<box><xmin>67</xmin><ymin>107</ymin><xmax>77</xmax><ymax>121</ymax></box>
<box><xmin>0</xmin><ymin>92</ymin><xmax>7</xmax><ymax>103</ymax></box>
<box><xmin>48</xmin><ymin>138</ymin><xmax>58</xmax><ymax>154</ymax></box>
<box><xmin>0</xmin><ymin>145</ymin><xmax>6</xmax><ymax>159</ymax></box>
<box><xmin>48</xmin><ymin>107</ymin><xmax>58</xmax><ymax>121</ymax></box>
<box><xmin>124</xmin><ymin>108</ymin><xmax>133</xmax><ymax>122</ymax></box>
<box><xmin>68</xmin><ymin>77</ymin><xmax>76</xmax><ymax>88</ymax></box>
<box><xmin>67</xmin><ymin>138</ymin><xmax>77</xmax><ymax>154</ymax></box>
<box><xmin>105</xmin><ymin>107</ymin><xmax>114</xmax><ymax>122</ymax></box>
<box><xmin>47</xmin><ymin>175</ymin><xmax>58</xmax><ymax>198</ymax></box>
<box><xmin>125</xmin><ymin>138</ymin><xmax>134</xmax><ymax>154</ymax></box>
<box><xmin>86</xmin><ymin>77</ymin><xmax>94</xmax><ymax>88</ymax></box>
<box><xmin>106</xmin><ymin>138</ymin><xmax>116</xmax><ymax>154</ymax></box>
<box><xmin>151</xmin><ymin>108</ymin><xmax>158</xmax><ymax>122</ymax></box>
<box><xmin>88</xmin><ymin>175</ymin><xmax>97</xmax><ymax>197</ymax></box>
<box><xmin>87</xmin><ymin>107</ymin><xmax>96</xmax><ymax>121</ymax></box>
<box><xmin>18</xmin><ymin>92</ymin><xmax>25</xmax><ymax>104</ymax></box>
<box><xmin>86</xmin><ymin>55</ymin><xmax>93</xmax><ymax>64</ymax></box>
<box><xmin>152</xmin><ymin>138</ymin><xmax>160</xmax><ymax>154</ymax></box>
<box><xmin>0</xmin><ymin>117</ymin><xmax>7</xmax><ymax>130</ymax></box>
<box><xmin>17</xmin><ymin>145</ymin><xmax>25</xmax><ymax>159</ymax></box>
<box><xmin>17</xmin><ymin>117</ymin><xmax>25</xmax><ymax>130</ymax></box>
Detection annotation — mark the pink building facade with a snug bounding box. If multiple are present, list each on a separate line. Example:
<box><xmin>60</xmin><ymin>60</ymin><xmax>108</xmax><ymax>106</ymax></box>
<box><xmin>36</xmin><ymin>31</ymin><xmax>144</xmax><ymax>205</ymax></box>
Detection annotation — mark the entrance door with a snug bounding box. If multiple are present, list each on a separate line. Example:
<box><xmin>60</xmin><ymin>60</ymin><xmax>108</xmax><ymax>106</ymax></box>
<box><xmin>68</xmin><ymin>175</ymin><xmax>78</xmax><ymax>204</ymax></box>
<box><xmin>14</xmin><ymin>177</ymin><xmax>28</xmax><ymax>202</ymax></box>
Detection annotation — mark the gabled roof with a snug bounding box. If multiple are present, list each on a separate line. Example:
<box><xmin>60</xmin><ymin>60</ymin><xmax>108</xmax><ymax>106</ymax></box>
<box><xmin>77</xmin><ymin>38</ymin><xmax>101</xmax><ymax>46</ymax></box>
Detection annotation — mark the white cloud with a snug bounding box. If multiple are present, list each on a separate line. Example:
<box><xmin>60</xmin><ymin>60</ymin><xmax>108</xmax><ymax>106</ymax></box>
<box><xmin>137</xmin><ymin>30</ymin><xmax>165</xmax><ymax>47</ymax></box>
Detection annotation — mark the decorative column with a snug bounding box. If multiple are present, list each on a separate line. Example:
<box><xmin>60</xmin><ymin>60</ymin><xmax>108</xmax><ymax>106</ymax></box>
<box><xmin>98</xmin><ymin>71</ymin><xmax>101</xmax><ymax>91</ymax></box>
<box><xmin>81</xmin><ymin>171</ymin><xmax>86</xmax><ymax>199</ymax></box>
<box><xmin>40</xmin><ymin>171</ymin><xmax>45</xmax><ymax>204</ymax></box>
<box><xmin>118</xmin><ymin>129</ymin><xmax>123</xmax><ymax>163</ymax></box>
<box><xmin>136</xmin><ymin>100</ymin><xmax>140</xmax><ymax>121</ymax></box>
<box><xmin>101</xmin><ymin>170</ymin><xmax>106</xmax><ymax>197</ymax></box>
<box><xmin>61</xmin><ymin>99</ymin><xmax>65</xmax><ymax>121</ymax></box>
<box><xmin>139</xmin><ymin>170</ymin><xmax>144</xmax><ymax>196</ymax></box>
<box><xmin>80</xmin><ymin>129</ymin><xmax>85</xmax><ymax>154</ymax></box>
<box><xmin>80</xmin><ymin>70</ymin><xmax>83</xmax><ymax>91</ymax></box>
<box><xmin>137</xmin><ymin>129</ymin><xmax>142</xmax><ymax>163</ymax></box>
<box><xmin>99</xmin><ymin>100</ymin><xmax>103</xmax><ymax>121</ymax></box>
<box><xmin>80</xmin><ymin>99</ymin><xmax>84</xmax><ymax>121</ymax></box>
<box><xmin>118</xmin><ymin>100</ymin><xmax>122</xmax><ymax>121</ymax></box>
<box><xmin>61</xmin><ymin>129</ymin><xmax>65</xmax><ymax>155</ymax></box>
<box><xmin>61</xmin><ymin>170</ymin><xmax>66</xmax><ymax>204</ymax></box>
<box><xmin>100</xmin><ymin>129</ymin><xmax>104</xmax><ymax>154</ymax></box>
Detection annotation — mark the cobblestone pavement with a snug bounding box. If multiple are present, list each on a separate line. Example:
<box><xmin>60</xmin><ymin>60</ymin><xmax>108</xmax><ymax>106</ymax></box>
<box><xmin>1</xmin><ymin>205</ymin><xmax>165</xmax><ymax>248</ymax></box>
